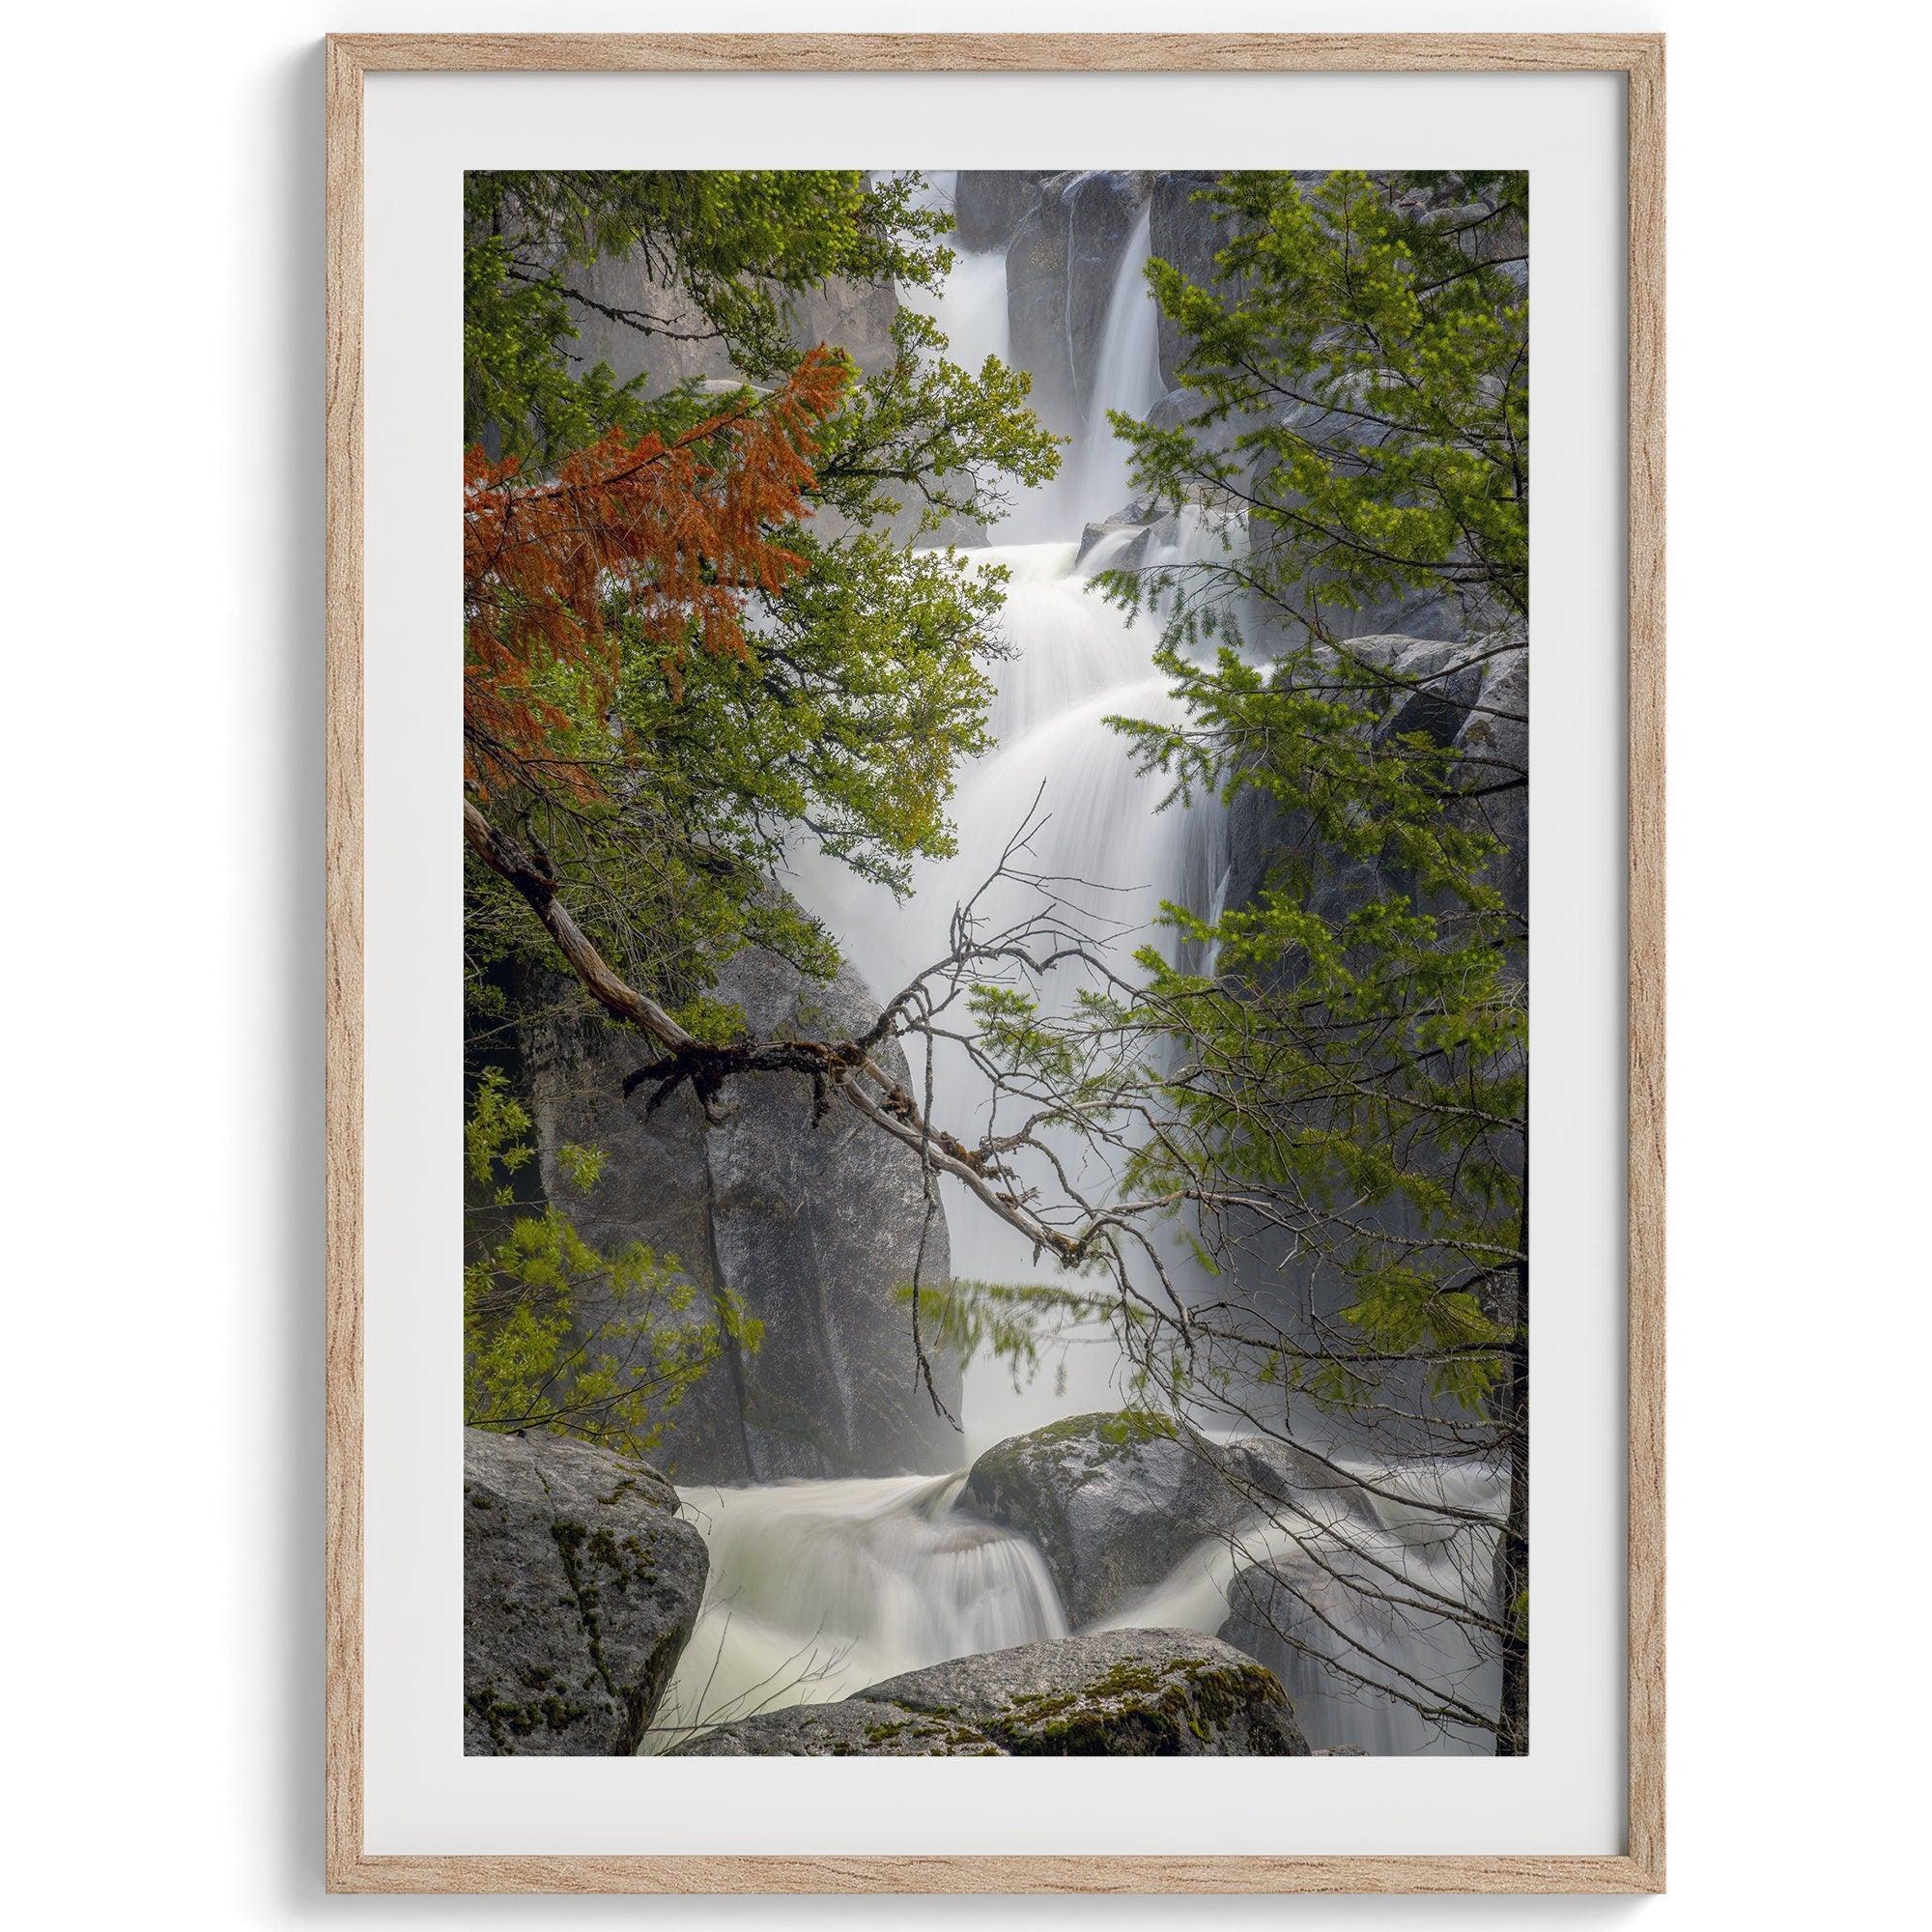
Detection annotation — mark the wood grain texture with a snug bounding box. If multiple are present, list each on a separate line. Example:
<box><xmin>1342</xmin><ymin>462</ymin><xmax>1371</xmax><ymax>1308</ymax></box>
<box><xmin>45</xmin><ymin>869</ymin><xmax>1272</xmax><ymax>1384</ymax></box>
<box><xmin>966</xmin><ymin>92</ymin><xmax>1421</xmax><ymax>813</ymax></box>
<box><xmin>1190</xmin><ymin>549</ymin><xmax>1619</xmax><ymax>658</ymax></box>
<box><xmin>1623</xmin><ymin>33</ymin><xmax>1668</xmax><ymax>1897</ymax></box>
<box><xmin>323</xmin><ymin>31</ymin><xmax>1665</xmax><ymax>1896</ymax></box>
<box><xmin>327</xmin><ymin>31</ymin><xmax>1664</xmax><ymax>72</ymax></box>
<box><xmin>327</xmin><ymin>1853</ymin><xmax>1660</xmax><ymax>1895</ymax></box>
<box><xmin>323</xmin><ymin>29</ymin><xmax>365</xmax><ymax>1904</ymax></box>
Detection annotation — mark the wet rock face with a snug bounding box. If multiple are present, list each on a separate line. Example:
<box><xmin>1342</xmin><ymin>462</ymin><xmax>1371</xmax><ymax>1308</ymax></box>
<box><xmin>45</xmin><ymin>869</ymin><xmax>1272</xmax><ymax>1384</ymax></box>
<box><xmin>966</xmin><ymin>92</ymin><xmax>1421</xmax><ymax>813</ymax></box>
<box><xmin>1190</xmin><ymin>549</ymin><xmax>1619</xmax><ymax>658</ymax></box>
<box><xmin>1005</xmin><ymin>182</ymin><xmax>1077</xmax><ymax>436</ymax></box>
<box><xmin>953</xmin><ymin>169</ymin><xmax>1050</xmax><ymax>253</ymax></box>
<box><xmin>1000</xmin><ymin>169</ymin><xmax>1154</xmax><ymax>439</ymax></box>
<box><xmin>526</xmin><ymin>942</ymin><xmax>962</xmax><ymax>1485</ymax></box>
<box><xmin>673</xmin><ymin>1630</ymin><xmax>1307</xmax><ymax>1757</ymax></box>
<box><xmin>1064</xmin><ymin>171</ymin><xmax>1152</xmax><ymax>418</ymax></box>
<box><xmin>463</xmin><ymin>1429</ymin><xmax>708</xmax><ymax>1756</ymax></box>
<box><xmin>1148</xmin><ymin>170</ymin><xmax>1238</xmax><ymax>389</ymax></box>
<box><xmin>1147</xmin><ymin>168</ymin><xmax>1325</xmax><ymax>389</ymax></box>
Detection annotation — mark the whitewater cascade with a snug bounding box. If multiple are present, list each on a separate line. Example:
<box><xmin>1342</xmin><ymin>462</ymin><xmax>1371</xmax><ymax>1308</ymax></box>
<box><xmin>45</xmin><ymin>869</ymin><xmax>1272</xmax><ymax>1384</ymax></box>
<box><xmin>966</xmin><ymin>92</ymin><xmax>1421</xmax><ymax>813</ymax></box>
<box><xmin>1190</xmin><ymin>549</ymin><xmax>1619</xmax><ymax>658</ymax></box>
<box><xmin>648</xmin><ymin>1474</ymin><xmax>1065</xmax><ymax>1748</ymax></box>
<box><xmin>651</xmin><ymin>177</ymin><xmax>1496</xmax><ymax>1756</ymax></box>
<box><xmin>1091</xmin><ymin>1449</ymin><xmax>1505</xmax><ymax>1756</ymax></box>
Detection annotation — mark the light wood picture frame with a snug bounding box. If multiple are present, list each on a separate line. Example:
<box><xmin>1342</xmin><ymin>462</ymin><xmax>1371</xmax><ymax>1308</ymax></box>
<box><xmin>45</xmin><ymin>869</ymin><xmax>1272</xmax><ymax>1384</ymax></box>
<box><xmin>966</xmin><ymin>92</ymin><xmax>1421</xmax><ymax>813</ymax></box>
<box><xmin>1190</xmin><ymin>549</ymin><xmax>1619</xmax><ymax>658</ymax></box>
<box><xmin>326</xmin><ymin>31</ymin><xmax>1664</xmax><ymax>1894</ymax></box>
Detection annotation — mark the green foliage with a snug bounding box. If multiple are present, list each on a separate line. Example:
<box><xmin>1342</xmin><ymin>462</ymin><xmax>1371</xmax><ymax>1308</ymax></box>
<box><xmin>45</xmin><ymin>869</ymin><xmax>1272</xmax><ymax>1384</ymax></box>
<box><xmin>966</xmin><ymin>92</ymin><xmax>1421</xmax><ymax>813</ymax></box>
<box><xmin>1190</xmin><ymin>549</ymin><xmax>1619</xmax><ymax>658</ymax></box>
<box><xmin>463</xmin><ymin>1070</ymin><xmax>760</xmax><ymax>1459</ymax></box>
<box><xmin>1119</xmin><ymin>168</ymin><xmax>1527</xmax><ymax>639</ymax></box>
<box><xmin>902</xmin><ymin>1279</ymin><xmax>1127</xmax><ymax>1400</ymax></box>
<box><xmin>463</xmin><ymin>168</ymin><xmax>1059</xmax><ymax>1033</ymax></box>
<box><xmin>1097</xmin><ymin>171</ymin><xmax>1529</xmax><ymax>1413</ymax></box>
<box><xmin>1085</xmin><ymin>1407</ymin><xmax>1178</xmax><ymax>1450</ymax></box>
<box><xmin>812</xmin><ymin>308</ymin><xmax>1061</xmax><ymax>536</ymax></box>
<box><xmin>465</xmin><ymin>169</ymin><xmax>952</xmax><ymax>465</ymax></box>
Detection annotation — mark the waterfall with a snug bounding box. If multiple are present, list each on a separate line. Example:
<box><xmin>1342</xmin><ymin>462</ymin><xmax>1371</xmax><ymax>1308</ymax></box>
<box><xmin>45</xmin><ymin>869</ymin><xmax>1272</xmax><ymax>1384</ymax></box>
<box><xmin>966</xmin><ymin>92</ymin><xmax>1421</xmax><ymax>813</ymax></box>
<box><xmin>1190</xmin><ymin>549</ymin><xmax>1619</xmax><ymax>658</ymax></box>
<box><xmin>796</xmin><ymin>196</ymin><xmax>1230</xmax><ymax>1447</ymax></box>
<box><xmin>897</xmin><ymin>171</ymin><xmax>1012</xmax><ymax>372</ymax></box>
<box><xmin>789</xmin><ymin>518</ymin><xmax>1216</xmax><ymax>1449</ymax></box>
<box><xmin>645</xmin><ymin>1474</ymin><xmax>1066</xmax><ymax>1750</ymax></box>
<box><xmin>1073</xmin><ymin>205</ymin><xmax>1164</xmax><ymax>528</ymax></box>
<box><xmin>658</xmin><ymin>182</ymin><xmax>1492</xmax><ymax>1758</ymax></box>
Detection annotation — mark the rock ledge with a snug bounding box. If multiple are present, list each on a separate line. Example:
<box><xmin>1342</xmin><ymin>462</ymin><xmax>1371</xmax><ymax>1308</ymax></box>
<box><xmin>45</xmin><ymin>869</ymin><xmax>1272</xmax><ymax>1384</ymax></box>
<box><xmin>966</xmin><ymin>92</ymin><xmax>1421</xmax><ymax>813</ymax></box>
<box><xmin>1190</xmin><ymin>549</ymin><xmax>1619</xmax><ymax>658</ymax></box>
<box><xmin>673</xmin><ymin>1630</ymin><xmax>1306</xmax><ymax>1757</ymax></box>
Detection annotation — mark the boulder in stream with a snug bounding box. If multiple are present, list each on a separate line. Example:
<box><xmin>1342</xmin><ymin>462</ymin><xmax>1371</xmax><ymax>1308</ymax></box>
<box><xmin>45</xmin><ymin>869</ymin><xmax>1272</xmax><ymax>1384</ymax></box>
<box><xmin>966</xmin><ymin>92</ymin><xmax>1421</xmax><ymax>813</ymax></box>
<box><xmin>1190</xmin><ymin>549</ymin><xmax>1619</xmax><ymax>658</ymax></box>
<box><xmin>662</xmin><ymin>1696</ymin><xmax>1004</xmax><ymax>1757</ymax></box>
<box><xmin>957</xmin><ymin>1410</ymin><xmax>1359</xmax><ymax>1627</ymax></box>
<box><xmin>464</xmin><ymin>1428</ymin><xmax>708</xmax><ymax>1755</ymax></box>
<box><xmin>1219</xmin><ymin>1554</ymin><xmax>1501</xmax><ymax>1757</ymax></box>
<box><xmin>958</xmin><ymin>1411</ymin><xmax>1245</xmax><ymax>1625</ymax></box>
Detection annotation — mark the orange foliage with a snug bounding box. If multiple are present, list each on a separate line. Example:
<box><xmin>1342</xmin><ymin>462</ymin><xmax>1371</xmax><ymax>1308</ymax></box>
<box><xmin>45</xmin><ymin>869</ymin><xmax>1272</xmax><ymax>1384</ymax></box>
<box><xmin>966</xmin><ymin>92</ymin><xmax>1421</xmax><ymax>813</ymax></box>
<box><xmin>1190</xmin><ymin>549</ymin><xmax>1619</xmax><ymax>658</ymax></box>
<box><xmin>463</xmin><ymin>348</ymin><xmax>848</xmax><ymax>795</ymax></box>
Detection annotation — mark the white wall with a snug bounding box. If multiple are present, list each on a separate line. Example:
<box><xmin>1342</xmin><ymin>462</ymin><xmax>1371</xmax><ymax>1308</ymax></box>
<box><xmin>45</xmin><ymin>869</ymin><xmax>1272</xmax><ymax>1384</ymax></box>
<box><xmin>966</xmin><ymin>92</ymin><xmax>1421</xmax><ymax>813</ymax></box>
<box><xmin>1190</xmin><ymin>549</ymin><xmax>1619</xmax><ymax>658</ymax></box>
<box><xmin>7</xmin><ymin>0</ymin><xmax>1920</xmax><ymax>1922</ymax></box>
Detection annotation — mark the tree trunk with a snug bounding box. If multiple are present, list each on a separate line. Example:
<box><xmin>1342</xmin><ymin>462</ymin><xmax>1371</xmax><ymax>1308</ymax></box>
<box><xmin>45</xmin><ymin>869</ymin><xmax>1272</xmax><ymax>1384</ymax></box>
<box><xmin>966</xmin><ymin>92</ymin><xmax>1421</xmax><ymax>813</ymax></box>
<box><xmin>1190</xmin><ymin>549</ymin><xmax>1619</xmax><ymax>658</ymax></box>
<box><xmin>1494</xmin><ymin>1321</ymin><xmax>1530</xmax><ymax>1754</ymax></box>
<box><xmin>1494</xmin><ymin>1120</ymin><xmax>1531</xmax><ymax>1755</ymax></box>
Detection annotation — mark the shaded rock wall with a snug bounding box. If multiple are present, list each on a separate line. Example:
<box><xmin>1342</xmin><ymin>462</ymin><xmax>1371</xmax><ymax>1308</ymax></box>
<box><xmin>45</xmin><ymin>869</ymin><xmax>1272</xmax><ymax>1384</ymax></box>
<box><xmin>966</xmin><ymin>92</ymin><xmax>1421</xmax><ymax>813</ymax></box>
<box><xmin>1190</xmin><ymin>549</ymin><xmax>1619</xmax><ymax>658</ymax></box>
<box><xmin>953</xmin><ymin>169</ymin><xmax>1051</xmax><ymax>252</ymax></box>
<box><xmin>525</xmin><ymin>943</ymin><xmax>962</xmax><ymax>1485</ymax></box>
<box><xmin>562</xmin><ymin>229</ymin><xmax>900</xmax><ymax>392</ymax></box>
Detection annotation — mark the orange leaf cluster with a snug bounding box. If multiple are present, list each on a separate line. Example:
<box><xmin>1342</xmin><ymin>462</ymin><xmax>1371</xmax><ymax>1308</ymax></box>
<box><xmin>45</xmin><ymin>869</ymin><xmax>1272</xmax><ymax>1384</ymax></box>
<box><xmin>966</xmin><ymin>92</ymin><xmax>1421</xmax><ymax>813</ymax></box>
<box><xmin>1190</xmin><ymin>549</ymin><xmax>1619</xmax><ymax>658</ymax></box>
<box><xmin>463</xmin><ymin>348</ymin><xmax>848</xmax><ymax>795</ymax></box>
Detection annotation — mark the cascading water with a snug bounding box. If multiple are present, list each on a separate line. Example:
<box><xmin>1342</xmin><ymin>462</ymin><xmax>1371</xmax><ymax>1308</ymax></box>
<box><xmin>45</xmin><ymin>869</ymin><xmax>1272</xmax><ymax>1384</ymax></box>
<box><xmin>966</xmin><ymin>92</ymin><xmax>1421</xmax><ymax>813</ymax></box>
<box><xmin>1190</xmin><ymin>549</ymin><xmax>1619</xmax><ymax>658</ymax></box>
<box><xmin>903</xmin><ymin>171</ymin><xmax>1012</xmax><ymax>373</ymax></box>
<box><xmin>654</xmin><ymin>181</ymin><xmax>1494</xmax><ymax>1755</ymax></box>
<box><xmin>793</xmin><ymin>188</ymin><xmax>1225</xmax><ymax>1446</ymax></box>
<box><xmin>646</xmin><ymin>1474</ymin><xmax>1065</xmax><ymax>1750</ymax></box>
<box><xmin>1089</xmin><ymin>1452</ymin><xmax>1505</xmax><ymax>1755</ymax></box>
<box><xmin>1074</xmin><ymin>204</ymin><xmax>1166</xmax><ymax>527</ymax></box>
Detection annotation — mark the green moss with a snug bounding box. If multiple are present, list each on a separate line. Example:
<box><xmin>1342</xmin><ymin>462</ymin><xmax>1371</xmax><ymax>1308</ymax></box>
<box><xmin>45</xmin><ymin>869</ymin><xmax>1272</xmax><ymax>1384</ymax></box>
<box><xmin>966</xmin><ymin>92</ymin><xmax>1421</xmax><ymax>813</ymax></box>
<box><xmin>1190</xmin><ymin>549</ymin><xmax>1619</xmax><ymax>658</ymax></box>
<box><xmin>996</xmin><ymin>1408</ymin><xmax>1178</xmax><ymax>1463</ymax></box>
<box><xmin>980</xmin><ymin>1653</ymin><xmax>1291</xmax><ymax>1757</ymax></box>
<box><xmin>467</xmin><ymin>1682</ymin><xmax>595</xmax><ymax>1747</ymax></box>
<box><xmin>547</xmin><ymin>1516</ymin><xmax>691</xmax><ymax>1750</ymax></box>
<box><xmin>850</xmin><ymin>1715</ymin><xmax>998</xmax><ymax>1753</ymax></box>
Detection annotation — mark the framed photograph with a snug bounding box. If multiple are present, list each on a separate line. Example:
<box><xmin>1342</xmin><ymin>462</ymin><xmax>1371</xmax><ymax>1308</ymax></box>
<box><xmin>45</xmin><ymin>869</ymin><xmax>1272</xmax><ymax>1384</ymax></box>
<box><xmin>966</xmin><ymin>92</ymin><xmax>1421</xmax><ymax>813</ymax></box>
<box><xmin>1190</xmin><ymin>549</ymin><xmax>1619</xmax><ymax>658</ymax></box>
<box><xmin>326</xmin><ymin>31</ymin><xmax>1663</xmax><ymax>1893</ymax></box>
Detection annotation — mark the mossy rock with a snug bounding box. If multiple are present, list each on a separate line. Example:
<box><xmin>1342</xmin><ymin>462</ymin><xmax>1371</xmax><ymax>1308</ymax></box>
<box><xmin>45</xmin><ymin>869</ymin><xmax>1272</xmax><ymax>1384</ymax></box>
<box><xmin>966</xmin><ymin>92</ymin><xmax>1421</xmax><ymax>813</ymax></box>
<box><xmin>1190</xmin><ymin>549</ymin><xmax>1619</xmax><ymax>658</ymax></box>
<box><xmin>668</xmin><ymin>1630</ymin><xmax>1307</xmax><ymax>1758</ymax></box>
<box><xmin>957</xmin><ymin>1410</ymin><xmax>1361</xmax><ymax>1628</ymax></box>
<box><xmin>670</xmin><ymin>1698</ymin><xmax>1003</xmax><ymax>1757</ymax></box>
<box><xmin>862</xmin><ymin>1630</ymin><xmax>1307</xmax><ymax>1756</ymax></box>
<box><xmin>464</xmin><ymin>1428</ymin><xmax>708</xmax><ymax>1756</ymax></box>
<box><xmin>957</xmin><ymin>1411</ymin><xmax>1238</xmax><ymax>1624</ymax></box>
